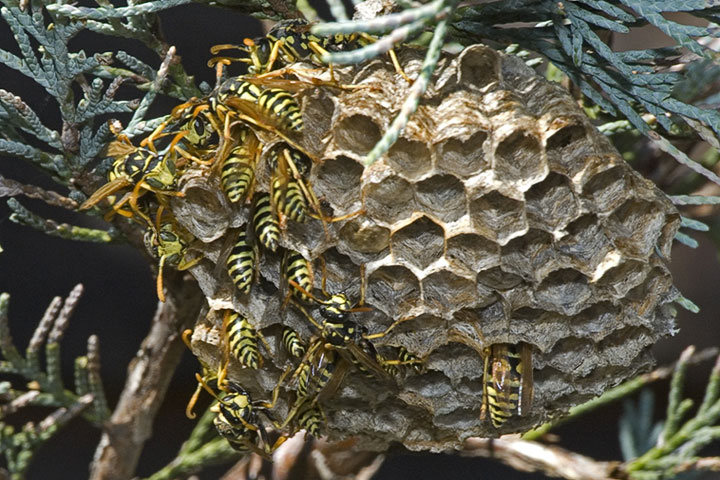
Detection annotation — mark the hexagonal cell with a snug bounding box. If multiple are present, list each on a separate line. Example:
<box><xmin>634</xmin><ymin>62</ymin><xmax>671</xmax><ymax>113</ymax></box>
<box><xmin>300</xmin><ymin>90</ymin><xmax>335</xmax><ymax>154</ymax></box>
<box><xmin>338</xmin><ymin>217</ymin><xmax>390</xmax><ymax>259</ymax></box>
<box><xmin>469</xmin><ymin>191</ymin><xmax>528</xmax><ymax>245</ymax></box>
<box><xmin>386</xmin><ymin>137</ymin><xmax>432</xmax><ymax>180</ymax></box>
<box><xmin>607</xmin><ymin>199</ymin><xmax>667</xmax><ymax>259</ymax></box>
<box><xmin>379</xmin><ymin>314</ymin><xmax>447</xmax><ymax>358</ymax></box>
<box><xmin>321</xmin><ymin>247</ymin><xmax>362</xmax><ymax>295</ymax></box>
<box><xmin>597</xmin><ymin>326</ymin><xmax>655</xmax><ymax>368</ymax></box>
<box><xmin>422</xmin><ymin>270</ymin><xmax>478</xmax><ymax>315</ymax></box>
<box><xmin>545</xmin><ymin>123</ymin><xmax>594</xmax><ymax>174</ymax></box>
<box><xmin>547</xmin><ymin>123</ymin><xmax>590</xmax><ymax>154</ymax></box>
<box><xmin>457</xmin><ymin>45</ymin><xmax>500</xmax><ymax>92</ymax></box>
<box><xmin>391</xmin><ymin>216</ymin><xmax>445</xmax><ymax>271</ymax></box>
<box><xmin>366</xmin><ymin>264</ymin><xmax>421</xmax><ymax>318</ymax></box>
<box><xmin>582</xmin><ymin>166</ymin><xmax>631</xmax><ymax>214</ymax></box>
<box><xmin>284</xmin><ymin>214</ymin><xmax>327</xmax><ymax>253</ymax></box>
<box><xmin>595</xmin><ymin>260</ymin><xmax>649</xmax><ymax>298</ymax></box>
<box><xmin>455</xmin><ymin>300</ymin><xmax>511</xmax><ymax>339</ymax></box>
<box><xmin>525</xmin><ymin>172</ymin><xmax>580</xmax><ymax>232</ymax></box>
<box><xmin>364</xmin><ymin>174</ymin><xmax>417</xmax><ymax>224</ymax></box>
<box><xmin>172</xmin><ymin>177</ymin><xmax>230</xmax><ymax>242</ymax></box>
<box><xmin>334</xmin><ymin>114</ymin><xmax>382</xmax><ymax>155</ymax></box>
<box><xmin>534</xmin><ymin>268</ymin><xmax>594</xmax><ymax>316</ymax></box>
<box><xmin>314</xmin><ymin>155</ymin><xmax>364</xmax><ymax>210</ymax></box>
<box><xmin>544</xmin><ymin>336</ymin><xmax>596</xmax><ymax>376</ymax></box>
<box><xmin>556</xmin><ymin>214</ymin><xmax>615</xmax><ymax>277</ymax></box>
<box><xmin>624</xmin><ymin>266</ymin><xmax>674</xmax><ymax>320</ymax></box>
<box><xmin>568</xmin><ymin>301</ymin><xmax>623</xmax><ymax>343</ymax></box>
<box><xmin>501</xmin><ymin>229</ymin><xmax>558</xmax><ymax>283</ymax></box>
<box><xmin>476</xmin><ymin>266</ymin><xmax>524</xmax><ymax>291</ymax></box>
<box><xmin>493</xmin><ymin>130</ymin><xmax>546</xmax><ymax>188</ymax></box>
<box><xmin>435</xmin><ymin>131</ymin><xmax>488</xmax><ymax>178</ymax></box>
<box><xmin>446</xmin><ymin>233</ymin><xmax>500</xmax><ymax>274</ymax></box>
<box><xmin>506</xmin><ymin>307</ymin><xmax>569</xmax><ymax>352</ymax></box>
<box><xmin>415</xmin><ymin>174</ymin><xmax>467</xmax><ymax>223</ymax></box>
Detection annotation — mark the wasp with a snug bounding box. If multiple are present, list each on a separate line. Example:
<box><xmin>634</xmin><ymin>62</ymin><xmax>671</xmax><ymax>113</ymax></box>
<box><xmin>212</xmin><ymin>76</ymin><xmax>303</xmax><ymax>133</ymax></box>
<box><xmin>282</xmin><ymin>249</ymin><xmax>314</xmax><ymax>303</ymax></box>
<box><xmin>481</xmin><ymin>343</ymin><xmax>534</xmax><ymax>428</ymax></box>
<box><xmin>294</xmin><ymin>343</ymin><xmax>342</xmax><ymax>400</ymax></box>
<box><xmin>143</xmin><ymin>214</ymin><xmax>200</xmax><ymax>302</ymax></box>
<box><xmin>218</xmin><ymin>311</ymin><xmax>271</xmax><ymax>386</ymax></box>
<box><xmin>287</xmin><ymin>263</ymin><xmax>417</xmax><ymax>381</ymax></box>
<box><xmin>380</xmin><ymin>346</ymin><xmax>424</xmax><ymax>376</ymax></box>
<box><xmin>226</xmin><ymin>229</ymin><xmax>256</xmax><ymax>294</ymax></box>
<box><xmin>193</xmin><ymin>363</ymin><xmax>292</xmax><ymax>457</ymax></box>
<box><xmin>212</xmin><ymin>18</ymin><xmax>409</xmax><ymax>82</ymax></box>
<box><xmin>269</xmin><ymin>144</ymin><xmax>314</xmax><ymax>225</ymax></box>
<box><xmin>142</xmin><ymin>99</ymin><xmax>222</xmax><ymax>165</ymax></box>
<box><xmin>220</xmin><ymin>128</ymin><xmax>260</xmax><ymax>204</ymax></box>
<box><xmin>80</xmin><ymin>130</ymin><xmax>184</xmax><ymax>226</ymax></box>
<box><xmin>294</xmin><ymin>399</ymin><xmax>325</xmax><ymax>438</ymax></box>
<box><xmin>279</xmin><ymin>341</ymin><xmax>344</xmax><ymax>434</ymax></box>
<box><xmin>289</xmin><ymin>290</ymin><xmax>391</xmax><ymax>381</ymax></box>
<box><xmin>200</xmin><ymin>377</ymin><xmax>278</xmax><ymax>458</ymax></box>
<box><xmin>252</xmin><ymin>193</ymin><xmax>280</xmax><ymax>252</ymax></box>
<box><xmin>282</xmin><ymin>326</ymin><xmax>306</xmax><ymax>359</ymax></box>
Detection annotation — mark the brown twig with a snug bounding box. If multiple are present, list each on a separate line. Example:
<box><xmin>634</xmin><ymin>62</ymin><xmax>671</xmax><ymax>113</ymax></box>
<box><xmin>89</xmin><ymin>272</ymin><xmax>203</xmax><ymax>480</ymax></box>
<box><xmin>463</xmin><ymin>437</ymin><xmax>620</xmax><ymax>480</ymax></box>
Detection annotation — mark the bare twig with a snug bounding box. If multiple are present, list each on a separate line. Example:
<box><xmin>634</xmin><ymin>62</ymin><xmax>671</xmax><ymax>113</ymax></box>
<box><xmin>89</xmin><ymin>272</ymin><xmax>203</xmax><ymax>480</ymax></box>
<box><xmin>463</xmin><ymin>437</ymin><xmax>619</xmax><ymax>480</ymax></box>
<box><xmin>0</xmin><ymin>176</ymin><xmax>78</xmax><ymax>209</ymax></box>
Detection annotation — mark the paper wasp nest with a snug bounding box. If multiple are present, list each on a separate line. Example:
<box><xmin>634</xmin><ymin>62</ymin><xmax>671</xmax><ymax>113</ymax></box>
<box><xmin>181</xmin><ymin>45</ymin><xmax>680</xmax><ymax>450</ymax></box>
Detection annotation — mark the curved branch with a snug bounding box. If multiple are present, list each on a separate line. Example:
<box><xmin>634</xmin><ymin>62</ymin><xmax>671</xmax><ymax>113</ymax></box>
<box><xmin>463</xmin><ymin>437</ymin><xmax>619</xmax><ymax>480</ymax></box>
<box><xmin>89</xmin><ymin>271</ymin><xmax>203</xmax><ymax>480</ymax></box>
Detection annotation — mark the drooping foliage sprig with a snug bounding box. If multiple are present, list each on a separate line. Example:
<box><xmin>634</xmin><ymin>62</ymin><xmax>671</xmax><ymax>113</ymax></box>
<box><xmin>0</xmin><ymin>0</ymin><xmax>205</xmax><ymax>242</ymax></box>
<box><xmin>623</xmin><ymin>347</ymin><xmax>720</xmax><ymax>479</ymax></box>
<box><xmin>0</xmin><ymin>285</ymin><xmax>110</xmax><ymax>479</ymax></box>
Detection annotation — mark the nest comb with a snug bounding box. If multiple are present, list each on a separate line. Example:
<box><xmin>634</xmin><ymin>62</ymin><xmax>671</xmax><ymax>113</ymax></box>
<box><xmin>177</xmin><ymin>44</ymin><xmax>680</xmax><ymax>451</ymax></box>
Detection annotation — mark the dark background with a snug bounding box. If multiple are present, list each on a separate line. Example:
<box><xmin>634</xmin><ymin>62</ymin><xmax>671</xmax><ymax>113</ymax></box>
<box><xmin>0</xmin><ymin>3</ymin><xmax>718</xmax><ymax>479</ymax></box>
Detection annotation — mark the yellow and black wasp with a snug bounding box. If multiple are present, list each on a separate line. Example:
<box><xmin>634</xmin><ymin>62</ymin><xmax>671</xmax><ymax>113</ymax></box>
<box><xmin>268</xmin><ymin>144</ymin><xmax>314</xmax><ymax>225</ymax></box>
<box><xmin>294</xmin><ymin>342</ymin><xmax>342</xmax><ymax>400</ymax></box>
<box><xmin>282</xmin><ymin>326</ymin><xmax>306</xmax><ymax>359</ymax></box>
<box><xmin>286</xmin><ymin>262</ymin><xmax>419</xmax><ymax>381</ymax></box>
<box><xmin>220</xmin><ymin>128</ymin><xmax>260</xmax><ymax>204</ymax></box>
<box><xmin>212</xmin><ymin>18</ymin><xmax>409</xmax><ymax>82</ymax></box>
<box><xmin>190</xmin><ymin>360</ymin><xmax>293</xmax><ymax>457</ymax></box>
<box><xmin>381</xmin><ymin>346</ymin><xmax>425</xmax><ymax>376</ymax></box>
<box><xmin>226</xmin><ymin>229</ymin><xmax>256</xmax><ymax>295</ymax></box>
<box><xmin>282</xmin><ymin>249</ymin><xmax>314</xmax><ymax>303</ymax></box>
<box><xmin>143</xmin><ymin>212</ymin><xmax>200</xmax><ymax>302</ymax></box>
<box><xmin>211</xmin><ymin>76</ymin><xmax>303</xmax><ymax>134</ymax></box>
<box><xmin>279</xmin><ymin>341</ymin><xmax>344</xmax><ymax>435</ymax></box>
<box><xmin>481</xmin><ymin>343</ymin><xmax>534</xmax><ymax>428</ymax></box>
<box><xmin>218</xmin><ymin>311</ymin><xmax>271</xmax><ymax>386</ymax></box>
<box><xmin>201</xmin><ymin>377</ymin><xmax>278</xmax><ymax>458</ymax></box>
<box><xmin>288</xmin><ymin>287</ymin><xmax>391</xmax><ymax>381</ymax></box>
<box><xmin>81</xmin><ymin>143</ymin><xmax>182</xmax><ymax>225</ymax></box>
<box><xmin>293</xmin><ymin>398</ymin><xmax>325</xmax><ymax>438</ymax></box>
<box><xmin>252</xmin><ymin>192</ymin><xmax>280</xmax><ymax>252</ymax></box>
<box><xmin>141</xmin><ymin>98</ymin><xmax>222</xmax><ymax>165</ymax></box>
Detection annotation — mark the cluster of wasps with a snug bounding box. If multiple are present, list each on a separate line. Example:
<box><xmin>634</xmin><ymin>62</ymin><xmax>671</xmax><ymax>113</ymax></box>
<box><xmin>81</xmin><ymin>18</ymin><xmax>534</xmax><ymax>456</ymax></box>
